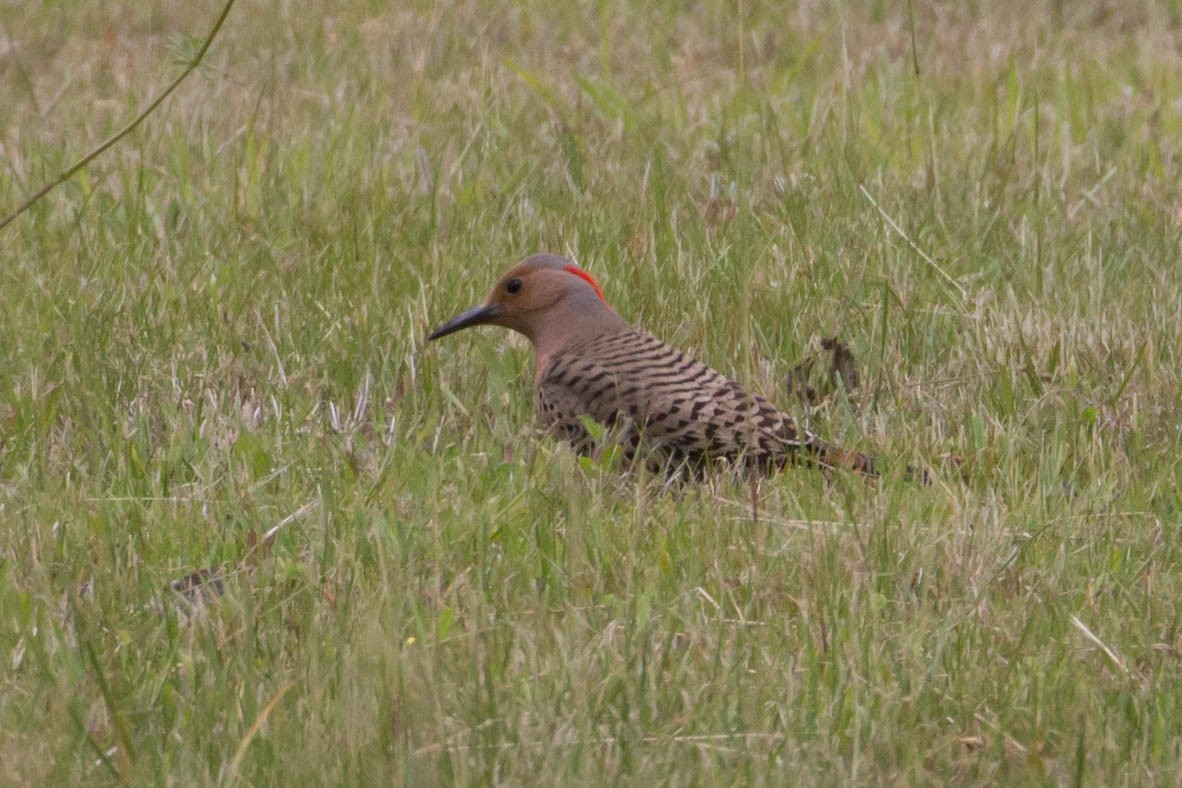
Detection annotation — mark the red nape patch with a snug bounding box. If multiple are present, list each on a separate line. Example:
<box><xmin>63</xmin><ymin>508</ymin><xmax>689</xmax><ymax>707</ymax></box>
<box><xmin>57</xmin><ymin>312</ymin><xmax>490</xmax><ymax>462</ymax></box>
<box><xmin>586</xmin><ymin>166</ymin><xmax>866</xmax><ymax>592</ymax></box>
<box><xmin>564</xmin><ymin>265</ymin><xmax>606</xmax><ymax>302</ymax></box>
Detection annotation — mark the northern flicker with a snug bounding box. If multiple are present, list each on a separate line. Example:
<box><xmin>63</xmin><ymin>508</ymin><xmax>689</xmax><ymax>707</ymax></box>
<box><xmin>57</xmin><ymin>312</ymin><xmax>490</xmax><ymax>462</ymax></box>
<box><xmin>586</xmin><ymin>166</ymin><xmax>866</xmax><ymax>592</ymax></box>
<box><xmin>428</xmin><ymin>254</ymin><xmax>876</xmax><ymax>477</ymax></box>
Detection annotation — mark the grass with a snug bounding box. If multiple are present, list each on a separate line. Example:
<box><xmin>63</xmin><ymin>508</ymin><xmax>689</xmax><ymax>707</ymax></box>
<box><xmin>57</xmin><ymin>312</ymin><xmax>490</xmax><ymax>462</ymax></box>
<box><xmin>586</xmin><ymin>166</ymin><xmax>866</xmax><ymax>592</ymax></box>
<box><xmin>3</xmin><ymin>0</ymin><xmax>1182</xmax><ymax>782</ymax></box>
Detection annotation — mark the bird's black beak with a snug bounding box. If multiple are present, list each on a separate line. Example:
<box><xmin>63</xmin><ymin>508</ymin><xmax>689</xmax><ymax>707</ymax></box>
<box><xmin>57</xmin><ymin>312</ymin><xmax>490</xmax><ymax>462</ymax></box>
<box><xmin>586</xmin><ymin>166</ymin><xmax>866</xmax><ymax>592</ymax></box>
<box><xmin>427</xmin><ymin>303</ymin><xmax>504</xmax><ymax>340</ymax></box>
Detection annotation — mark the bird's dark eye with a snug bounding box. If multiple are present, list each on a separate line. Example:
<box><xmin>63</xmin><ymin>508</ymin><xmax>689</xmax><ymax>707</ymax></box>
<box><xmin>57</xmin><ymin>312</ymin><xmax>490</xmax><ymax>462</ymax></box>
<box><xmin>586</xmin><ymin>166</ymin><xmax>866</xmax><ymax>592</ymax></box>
<box><xmin>506</xmin><ymin>278</ymin><xmax>523</xmax><ymax>294</ymax></box>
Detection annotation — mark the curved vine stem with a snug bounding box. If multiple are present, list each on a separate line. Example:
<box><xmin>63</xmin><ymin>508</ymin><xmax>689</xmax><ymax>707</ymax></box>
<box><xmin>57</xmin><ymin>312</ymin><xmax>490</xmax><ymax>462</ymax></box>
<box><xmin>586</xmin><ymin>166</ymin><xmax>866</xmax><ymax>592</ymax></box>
<box><xmin>0</xmin><ymin>0</ymin><xmax>239</xmax><ymax>232</ymax></box>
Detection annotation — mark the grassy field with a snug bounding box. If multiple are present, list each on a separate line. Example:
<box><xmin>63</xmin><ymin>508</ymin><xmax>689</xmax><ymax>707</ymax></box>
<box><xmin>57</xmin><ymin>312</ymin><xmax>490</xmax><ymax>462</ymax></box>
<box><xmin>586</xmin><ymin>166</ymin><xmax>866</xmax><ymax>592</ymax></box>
<box><xmin>3</xmin><ymin>0</ymin><xmax>1182</xmax><ymax>782</ymax></box>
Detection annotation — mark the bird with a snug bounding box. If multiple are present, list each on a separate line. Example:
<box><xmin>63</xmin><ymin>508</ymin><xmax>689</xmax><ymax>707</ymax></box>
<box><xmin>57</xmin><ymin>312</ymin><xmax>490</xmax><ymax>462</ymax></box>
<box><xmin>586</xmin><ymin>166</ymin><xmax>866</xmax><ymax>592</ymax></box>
<box><xmin>427</xmin><ymin>253</ymin><xmax>876</xmax><ymax>478</ymax></box>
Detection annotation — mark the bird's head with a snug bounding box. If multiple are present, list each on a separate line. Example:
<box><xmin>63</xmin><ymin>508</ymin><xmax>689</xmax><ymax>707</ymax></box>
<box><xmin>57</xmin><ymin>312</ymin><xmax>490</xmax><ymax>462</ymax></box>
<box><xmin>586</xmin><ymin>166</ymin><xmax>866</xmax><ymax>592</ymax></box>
<box><xmin>427</xmin><ymin>254</ymin><xmax>614</xmax><ymax>344</ymax></box>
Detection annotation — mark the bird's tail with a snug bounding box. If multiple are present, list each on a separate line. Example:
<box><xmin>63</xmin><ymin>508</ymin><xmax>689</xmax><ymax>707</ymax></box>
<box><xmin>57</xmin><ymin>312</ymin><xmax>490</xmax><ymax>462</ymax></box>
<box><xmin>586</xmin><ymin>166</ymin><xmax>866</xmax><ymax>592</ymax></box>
<box><xmin>804</xmin><ymin>435</ymin><xmax>878</xmax><ymax>477</ymax></box>
<box><xmin>804</xmin><ymin>436</ymin><xmax>933</xmax><ymax>483</ymax></box>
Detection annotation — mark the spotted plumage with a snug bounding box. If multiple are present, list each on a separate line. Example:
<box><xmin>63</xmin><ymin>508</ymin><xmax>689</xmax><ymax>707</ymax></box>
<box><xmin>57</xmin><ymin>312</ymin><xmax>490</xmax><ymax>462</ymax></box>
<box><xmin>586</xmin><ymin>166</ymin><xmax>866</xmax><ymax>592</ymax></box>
<box><xmin>428</xmin><ymin>254</ymin><xmax>875</xmax><ymax>477</ymax></box>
